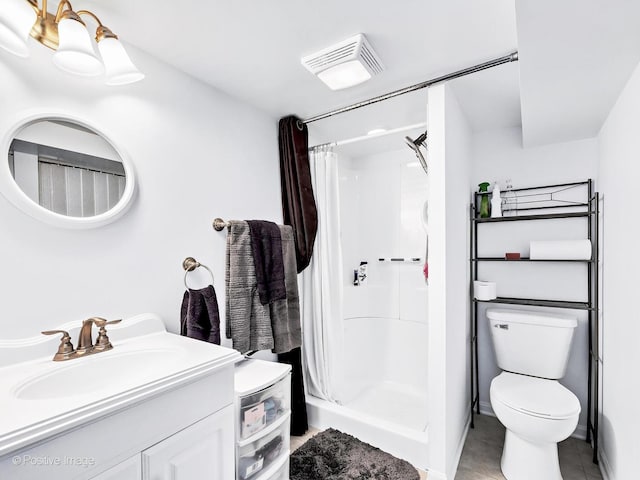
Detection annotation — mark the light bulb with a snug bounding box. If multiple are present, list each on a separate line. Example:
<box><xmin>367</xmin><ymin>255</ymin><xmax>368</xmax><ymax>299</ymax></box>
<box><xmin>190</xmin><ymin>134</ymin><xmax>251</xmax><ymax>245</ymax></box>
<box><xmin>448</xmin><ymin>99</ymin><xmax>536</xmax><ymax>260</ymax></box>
<box><xmin>317</xmin><ymin>61</ymin><xmax>372</xmax><ymax>90</ymax></box>
<box><xmin>98</xmin><ymin>37</ymin><xmax>144</xmax><ymax>85</ymax></box>
<box><xmin>0</xmin><ymin>0</ymin><xmax>37</xmax><ymax>57</ymax></box>
<box><xmin>53</xmin><ymin>17</ymin><xmax>103</xmax><ymax>76</ymax></box>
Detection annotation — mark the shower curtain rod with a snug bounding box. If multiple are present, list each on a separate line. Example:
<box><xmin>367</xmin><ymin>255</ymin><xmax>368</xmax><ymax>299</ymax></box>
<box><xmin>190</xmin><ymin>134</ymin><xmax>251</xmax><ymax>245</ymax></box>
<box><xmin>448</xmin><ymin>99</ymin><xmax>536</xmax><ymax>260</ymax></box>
<box><xmin>301</xmin><ymin>51</ymin><xmax>519</xmax><ymax>125</ymax></box>
<box><xmin>314</xmin><ymin>122</ymin><xmax>427</xmax><ymax>149</ymax></box>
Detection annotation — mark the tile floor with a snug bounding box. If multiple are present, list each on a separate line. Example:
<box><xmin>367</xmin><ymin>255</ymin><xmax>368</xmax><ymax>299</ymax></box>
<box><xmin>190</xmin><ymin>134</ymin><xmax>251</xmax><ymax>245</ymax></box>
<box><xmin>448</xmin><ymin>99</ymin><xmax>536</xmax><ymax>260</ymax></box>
<box><xmin>291</xmin><ymin>415</ymin><xmax>603</xmax><ymax>480</ymax></box>
<box><xmin>455</xmin><ymin>414</ymin><xmax>603</xmax><ymax>480</ymax></box>
<box><xmin>289</xmin><ymin>426</ymin><xmax>321</xmax><ymax>453</ymax></box>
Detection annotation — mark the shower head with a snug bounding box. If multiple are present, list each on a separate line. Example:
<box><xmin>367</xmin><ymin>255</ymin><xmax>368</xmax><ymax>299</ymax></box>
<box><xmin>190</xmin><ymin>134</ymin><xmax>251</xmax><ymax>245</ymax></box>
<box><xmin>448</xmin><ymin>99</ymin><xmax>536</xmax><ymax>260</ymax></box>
<box><xmin>404</xmin><ymin>136</ymin><xmax>417</xmax><ymax>150</ymax></box>
<box><xmin>405</xmin><ymin>130</ymin><xmax>428</xmax><ymax>175</ymax></box>
<box><xmin>406</xmin><ymin>131</ymin><xmax>427</xmax><ymax>149</ymax></box>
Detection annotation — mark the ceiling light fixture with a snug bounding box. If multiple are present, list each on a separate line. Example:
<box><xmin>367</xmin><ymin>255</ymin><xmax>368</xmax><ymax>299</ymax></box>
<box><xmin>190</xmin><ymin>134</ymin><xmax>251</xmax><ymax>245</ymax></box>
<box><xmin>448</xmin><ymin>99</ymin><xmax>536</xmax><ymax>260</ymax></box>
<box><xmin>0</xmin><ymin>0</ymin><xmax>143</xmax><ymax>85</ymax></box>
<box><xmin>301</xmin><ymin>33</ymin><xmax>384</xmax><ymax>90</ymax></box>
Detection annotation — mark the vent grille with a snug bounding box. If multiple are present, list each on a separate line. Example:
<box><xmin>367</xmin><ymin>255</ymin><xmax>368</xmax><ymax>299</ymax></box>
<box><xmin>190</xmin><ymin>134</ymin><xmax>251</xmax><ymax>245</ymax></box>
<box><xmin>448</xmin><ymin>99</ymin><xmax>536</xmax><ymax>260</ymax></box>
<box><xmin>303</xmin><ymin>42</ymin><xmax>359</xmax><ymax>71</ymax></box>
<box><xmin>301</xmin><ymin>34</ymin><xmax>384</xmax><ymax>77</ymax></box>
<box><xmin>360</xmin><ymin>42</ymin><xmax>383</xmax><ymax>74</ymax></box>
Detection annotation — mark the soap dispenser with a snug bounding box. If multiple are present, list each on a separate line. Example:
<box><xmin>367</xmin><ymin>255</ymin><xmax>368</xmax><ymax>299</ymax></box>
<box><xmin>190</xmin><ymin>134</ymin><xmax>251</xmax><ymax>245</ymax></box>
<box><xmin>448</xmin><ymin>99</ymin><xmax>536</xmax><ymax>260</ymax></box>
<box><xmin>490</xmin><ymin>182</ymin><xmax>502</xmax><ymax>218</ymax></box>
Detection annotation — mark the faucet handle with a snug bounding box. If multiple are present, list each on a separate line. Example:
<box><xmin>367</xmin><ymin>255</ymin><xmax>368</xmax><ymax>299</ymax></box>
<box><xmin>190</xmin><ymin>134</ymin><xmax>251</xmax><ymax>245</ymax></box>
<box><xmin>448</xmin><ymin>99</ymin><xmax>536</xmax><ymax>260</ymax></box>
<box><xmin>92</xmin><ymin>318</ymin><xmax>122</xmax><ymax>328</ymax></box>
<box><xmin>93</xmin><ymin>319</ymin><xmax>122</xmax><ymax>352</ymax></box>
<box><xmin>41</xmin><ymin>330</ymin><xmax>75</xmax><ymax>361</ymax></box>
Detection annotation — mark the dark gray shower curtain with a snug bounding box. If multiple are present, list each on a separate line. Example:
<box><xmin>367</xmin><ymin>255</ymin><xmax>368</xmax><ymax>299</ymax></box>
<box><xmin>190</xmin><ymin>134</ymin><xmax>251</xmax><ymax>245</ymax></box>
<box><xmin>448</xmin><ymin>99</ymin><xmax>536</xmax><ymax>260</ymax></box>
<box><xmin>278</xmin><ymin>115</ymin><xmax>315</xmax><ymax>436</ymax></box>
<box><xmin>278</xmin><ymin>116</ymin><xmax>317</xmax><ymax>274</ymax></box>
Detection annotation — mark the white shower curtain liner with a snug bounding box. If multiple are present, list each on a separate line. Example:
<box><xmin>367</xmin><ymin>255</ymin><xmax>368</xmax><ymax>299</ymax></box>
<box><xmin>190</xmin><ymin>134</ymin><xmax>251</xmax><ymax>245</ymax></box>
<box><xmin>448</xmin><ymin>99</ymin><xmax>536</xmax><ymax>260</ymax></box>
<box><xmin>300</xmin><ymin>144</ymin><xmax>345</xmax><ymax>404</ymax></box>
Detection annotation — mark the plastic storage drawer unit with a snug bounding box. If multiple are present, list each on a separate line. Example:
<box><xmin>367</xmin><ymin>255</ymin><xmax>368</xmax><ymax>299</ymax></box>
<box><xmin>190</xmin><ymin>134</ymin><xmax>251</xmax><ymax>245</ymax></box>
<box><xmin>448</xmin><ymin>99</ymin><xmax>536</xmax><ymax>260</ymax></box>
<box><xmin>238</xmin><ymin>373</ymin><xmax>291</xmax><ymax>440</ymax></box>
<box><xmin>266</xmin><ymin>455</ymin><xmax>289</xmax><ymax>480</ymax></box>
<box><xmin>237</xmin><ymin>413</ymin><xmax>290</xmax><ymax>480</ymax></box>
<box><xmin>234</xmin><ymin>359</ymin><xmax>292</xmax><ymax>480</ymax></box>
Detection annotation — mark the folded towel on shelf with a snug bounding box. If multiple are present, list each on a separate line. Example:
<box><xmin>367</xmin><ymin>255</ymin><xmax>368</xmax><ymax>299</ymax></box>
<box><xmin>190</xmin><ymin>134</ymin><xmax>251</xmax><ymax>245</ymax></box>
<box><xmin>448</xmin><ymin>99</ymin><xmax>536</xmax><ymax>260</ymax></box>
<box><xmin>225</xmin><ymin>220</ymin><xmax>275</xmax><ymax>353</ymax></box>
<box><xmin>269</xmin><ymin>225</ymin><xmax>302</xmax><ymax>354</ymax></box>
<box><xmin>180</xmin><ymin>285</ymin><xmax>221</xmax><ymax>344</ymax></box>
<box><xmin>246</xmin><ymin>220</ymin><xmax>287</xmax><ymax>305</ymax></box>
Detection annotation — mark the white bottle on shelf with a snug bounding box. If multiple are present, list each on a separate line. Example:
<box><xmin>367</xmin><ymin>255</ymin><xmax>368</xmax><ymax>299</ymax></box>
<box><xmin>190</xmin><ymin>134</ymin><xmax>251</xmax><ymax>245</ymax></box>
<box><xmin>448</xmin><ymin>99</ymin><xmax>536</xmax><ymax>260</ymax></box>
<box><xmin>490</xmin><ymin>182</ymin><xmax>502</xmax><ymax>218</ymax></box>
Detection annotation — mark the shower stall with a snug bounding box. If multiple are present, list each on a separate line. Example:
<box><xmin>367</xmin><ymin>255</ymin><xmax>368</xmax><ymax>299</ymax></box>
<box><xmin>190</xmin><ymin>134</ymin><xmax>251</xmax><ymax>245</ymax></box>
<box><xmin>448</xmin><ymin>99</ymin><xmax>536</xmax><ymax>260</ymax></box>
<box><xmin>298</xmin><ymin>52</ymin><xmax>517</xmax><ymax>476</ymax></box>
<box><xmin>305</xmin><ymin>133</ymin><xmax>430</xmax><ymax>468</ymax></box>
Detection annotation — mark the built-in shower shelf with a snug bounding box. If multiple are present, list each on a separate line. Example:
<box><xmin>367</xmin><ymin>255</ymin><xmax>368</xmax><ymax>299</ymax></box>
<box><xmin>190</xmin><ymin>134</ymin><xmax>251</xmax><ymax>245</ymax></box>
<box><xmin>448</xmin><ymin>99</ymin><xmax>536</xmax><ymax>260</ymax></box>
<box><xmin>377</xmin><ymin>257</ymin><xmax>422</xmax><ymax>263</ymax></box>
<box><xmin>473</xmin><ymin>297</ymin><xmax>592</xmax><ymax>310</ymax></box>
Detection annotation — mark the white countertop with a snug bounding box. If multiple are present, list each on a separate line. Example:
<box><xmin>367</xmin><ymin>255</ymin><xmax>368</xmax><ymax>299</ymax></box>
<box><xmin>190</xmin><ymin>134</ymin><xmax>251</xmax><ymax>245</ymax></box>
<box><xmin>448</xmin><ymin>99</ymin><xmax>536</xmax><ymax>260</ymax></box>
<box><xmin>0</xmin><ymin>313</ymin><xmax>241</xmax><ymax>457</ymax></box>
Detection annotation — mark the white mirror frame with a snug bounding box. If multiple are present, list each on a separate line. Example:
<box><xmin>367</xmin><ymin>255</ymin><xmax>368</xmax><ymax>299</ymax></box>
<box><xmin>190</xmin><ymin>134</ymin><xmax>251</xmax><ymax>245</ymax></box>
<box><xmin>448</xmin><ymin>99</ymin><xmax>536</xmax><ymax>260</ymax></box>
<box><xmin>0</xmin><ymin>112</ymin><xmax>136</xmax><ymax>229</ymax></box>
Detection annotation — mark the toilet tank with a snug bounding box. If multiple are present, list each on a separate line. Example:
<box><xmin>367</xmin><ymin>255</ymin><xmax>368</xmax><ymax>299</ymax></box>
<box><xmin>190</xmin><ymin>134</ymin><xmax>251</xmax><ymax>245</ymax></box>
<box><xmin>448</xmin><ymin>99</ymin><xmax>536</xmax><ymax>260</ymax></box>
<box><xmin>487</xmin><ymin>308</ymin><xmax>577</xmax><ymax>379</ymax></box>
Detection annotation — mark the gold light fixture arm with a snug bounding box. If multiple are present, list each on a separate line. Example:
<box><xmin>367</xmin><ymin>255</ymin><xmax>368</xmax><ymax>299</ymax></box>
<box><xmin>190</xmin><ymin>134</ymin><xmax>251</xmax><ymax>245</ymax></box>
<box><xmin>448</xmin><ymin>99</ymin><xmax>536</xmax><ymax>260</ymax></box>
<box><xmin>76</xmin><ymin>10</ymin><xmax>103</xmax><ymax>26</ymax></box>
<box><xmin>28</xmin><ymin>0</ymin><xmax>76</xmax><ymax>50</ymax></box>
<box><xmin>54</xmin><ymin>0</ymin><xmax>74</xmax><ymax>23</ymax></box>
<box><xmin>27</xmin><ymin>1</ymin><xmax>116</xmax><ymax>49</ymax></box>
<box><xmin>76</xmin><ymin>10</ymin><xmax>119</xmax><ymax>41</ymax></box>
<box><xmin>26</xmin><ymin>0</ymin><xmax>39</xmax><ymax>14</ymax></box>
<box><xmin>28</xmin><ymin>0</ymin><xmax>58</xmax><ymax>50</ymax></box>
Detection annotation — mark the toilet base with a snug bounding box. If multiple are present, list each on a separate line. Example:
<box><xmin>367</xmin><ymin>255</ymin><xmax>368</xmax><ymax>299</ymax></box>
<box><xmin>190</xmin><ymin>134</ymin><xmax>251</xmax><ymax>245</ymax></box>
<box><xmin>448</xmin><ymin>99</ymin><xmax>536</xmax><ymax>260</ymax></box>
<box><xmin>501</xmin><ymin>429</ymin><xmax>562</xmax><ymax>480</ymax></box>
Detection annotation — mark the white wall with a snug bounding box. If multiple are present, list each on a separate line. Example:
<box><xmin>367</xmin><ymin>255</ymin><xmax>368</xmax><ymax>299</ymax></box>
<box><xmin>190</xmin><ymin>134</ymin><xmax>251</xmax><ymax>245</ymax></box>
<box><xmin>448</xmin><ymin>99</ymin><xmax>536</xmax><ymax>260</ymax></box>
<box><xmin>470</xmin><ymin>127</ymin><xmax>599</xmax><ymax>438</ymax></box>
<box><xmin>427</xmin><ymin>84</ymin><xmax>472</xmax><ymax>480</ymax></box>
<box><xmin>0</xmin><ymin>43</ymin><xmax>281</xmax><ymax>345</ymax></box>
<box><xmin>597</xmin><ymin>59</ymin><xmax>640</xmax><ymax>480</ymax></box>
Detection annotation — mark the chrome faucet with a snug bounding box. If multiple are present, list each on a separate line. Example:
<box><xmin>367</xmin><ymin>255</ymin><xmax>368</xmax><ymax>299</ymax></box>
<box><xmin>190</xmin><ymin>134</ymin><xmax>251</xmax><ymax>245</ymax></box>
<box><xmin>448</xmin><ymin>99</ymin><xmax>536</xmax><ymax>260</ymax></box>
<box><xmin>42</xmin><ymin>317</ymin><xmax>122</xmax><ymax>362</ymax></box>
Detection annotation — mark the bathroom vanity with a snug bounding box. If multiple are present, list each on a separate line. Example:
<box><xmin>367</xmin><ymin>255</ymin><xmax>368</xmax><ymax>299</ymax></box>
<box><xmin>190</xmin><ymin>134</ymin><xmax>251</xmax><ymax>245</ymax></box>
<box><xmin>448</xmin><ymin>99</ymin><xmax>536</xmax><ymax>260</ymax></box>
<box><xmin>0</xmin><ymin>313</ymin><xmax>242</xmax><ymax>480</ymax></box>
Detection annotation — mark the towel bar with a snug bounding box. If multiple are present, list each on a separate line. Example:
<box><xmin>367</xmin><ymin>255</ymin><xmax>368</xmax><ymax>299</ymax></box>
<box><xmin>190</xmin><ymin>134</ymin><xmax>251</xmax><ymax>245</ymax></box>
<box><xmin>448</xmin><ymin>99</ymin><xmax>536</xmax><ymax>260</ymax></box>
<box><xmin>182</xmin><ymin>257</ymin><xmax>215</xmax><ymax>288</ymax></box>
<box><xmin>212</xmin><ymin>218</ymin><xmax>229</xmax><ymax>231</ymax></box>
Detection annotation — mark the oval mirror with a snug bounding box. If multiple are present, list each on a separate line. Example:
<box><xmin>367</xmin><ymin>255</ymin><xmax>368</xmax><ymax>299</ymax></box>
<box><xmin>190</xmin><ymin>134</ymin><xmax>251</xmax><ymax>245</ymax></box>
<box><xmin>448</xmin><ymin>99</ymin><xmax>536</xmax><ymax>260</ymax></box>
<box><xmin>1</xmin><ymin>116</ymin><xmax>135</xmax><ymax>228</ymax></box>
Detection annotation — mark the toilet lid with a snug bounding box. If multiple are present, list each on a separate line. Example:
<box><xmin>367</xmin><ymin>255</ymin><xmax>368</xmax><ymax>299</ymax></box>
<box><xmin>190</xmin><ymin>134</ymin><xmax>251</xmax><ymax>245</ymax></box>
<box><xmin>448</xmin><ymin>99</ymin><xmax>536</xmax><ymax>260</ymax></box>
<box><xmin>491</xmin><ymin>372</ymin><xmax>581</xmax><ymax>420</ymax></box>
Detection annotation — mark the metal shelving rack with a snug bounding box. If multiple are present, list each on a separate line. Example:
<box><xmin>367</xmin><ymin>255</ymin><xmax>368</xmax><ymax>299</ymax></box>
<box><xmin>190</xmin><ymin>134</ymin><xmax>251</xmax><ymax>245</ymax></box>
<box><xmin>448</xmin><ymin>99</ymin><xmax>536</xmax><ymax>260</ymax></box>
<box><xmin>469</xmin><ymin>179</ymin><xmax>600</xmax><ymax>464</ymax></box>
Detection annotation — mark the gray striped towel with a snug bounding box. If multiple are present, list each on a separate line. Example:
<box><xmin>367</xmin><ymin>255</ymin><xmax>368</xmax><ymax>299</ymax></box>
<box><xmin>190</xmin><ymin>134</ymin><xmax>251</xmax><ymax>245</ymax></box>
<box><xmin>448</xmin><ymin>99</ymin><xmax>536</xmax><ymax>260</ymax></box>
<box><xmin>269</xmin><ymin>225</ymin><xmax>302</xmax><ymax>353</ymax></box>
<box><xmin>225</xmin><ymin>220</ymin><xmax>274</xmax><ymax>353</ymax></box>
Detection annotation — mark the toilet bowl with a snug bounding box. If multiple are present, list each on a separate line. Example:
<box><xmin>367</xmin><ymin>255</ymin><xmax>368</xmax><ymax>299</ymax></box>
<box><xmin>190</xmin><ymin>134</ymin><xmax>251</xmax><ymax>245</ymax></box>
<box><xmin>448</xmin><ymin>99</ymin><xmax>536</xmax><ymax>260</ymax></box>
<box><xmin>491</xmin><ymin>372</ymin><xmax>580</xmax><ymax>480</ymax></box>
<box><xmin>486</xmin><ymin>308</ymin><xmax>580</xmax><ymax>480</ymax></box>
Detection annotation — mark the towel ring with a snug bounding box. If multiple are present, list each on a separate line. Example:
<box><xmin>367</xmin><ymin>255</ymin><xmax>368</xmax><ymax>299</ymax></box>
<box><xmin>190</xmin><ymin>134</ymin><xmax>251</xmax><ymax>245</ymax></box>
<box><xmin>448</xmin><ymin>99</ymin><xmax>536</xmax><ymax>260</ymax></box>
<box><xmin>182</xmin><ymin>257</ymin><xmax>214</xmax><ymax>289</ymax></box>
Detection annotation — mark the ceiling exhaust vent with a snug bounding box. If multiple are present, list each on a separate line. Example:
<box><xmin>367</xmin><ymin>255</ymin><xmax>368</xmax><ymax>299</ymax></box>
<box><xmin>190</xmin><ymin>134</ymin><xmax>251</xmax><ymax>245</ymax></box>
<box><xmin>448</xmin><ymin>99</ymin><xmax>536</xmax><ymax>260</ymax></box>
<box><xmin>301</xmin><ymin>34</ymin><xmax>384</xmax><ymax>90</ymax></box>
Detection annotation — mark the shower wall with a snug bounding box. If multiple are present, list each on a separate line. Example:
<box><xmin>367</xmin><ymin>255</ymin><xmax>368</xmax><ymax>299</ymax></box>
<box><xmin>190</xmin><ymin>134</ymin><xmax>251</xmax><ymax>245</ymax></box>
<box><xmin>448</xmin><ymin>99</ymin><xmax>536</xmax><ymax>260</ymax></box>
<box><xmin>337</xmin><ymin>148</ymin><xmax>429</xmax><ymax>408</ymax></box>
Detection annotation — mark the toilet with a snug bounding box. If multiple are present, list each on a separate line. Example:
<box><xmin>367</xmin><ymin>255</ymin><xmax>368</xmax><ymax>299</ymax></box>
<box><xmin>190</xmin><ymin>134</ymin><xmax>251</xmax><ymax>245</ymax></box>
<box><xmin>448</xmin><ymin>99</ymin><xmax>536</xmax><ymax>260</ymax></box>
<box><xmin>487</xmin><ymin>308</ymin><xmax>581</xmax><ymax>480</ymax></box>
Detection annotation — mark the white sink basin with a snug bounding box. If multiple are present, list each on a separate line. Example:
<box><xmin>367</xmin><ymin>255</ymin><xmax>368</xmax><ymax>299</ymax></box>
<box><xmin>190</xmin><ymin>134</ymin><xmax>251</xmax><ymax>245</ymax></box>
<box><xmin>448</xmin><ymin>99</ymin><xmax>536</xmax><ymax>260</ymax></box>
<box><xmin>0</xmin><ymin>313</ymin><xmax>242</xmax><ymax>458</ymax></box>
<box><xmin>14</xmin><ymin>348</ymin><xmax>183</xmax><ymax>400</ymax></box>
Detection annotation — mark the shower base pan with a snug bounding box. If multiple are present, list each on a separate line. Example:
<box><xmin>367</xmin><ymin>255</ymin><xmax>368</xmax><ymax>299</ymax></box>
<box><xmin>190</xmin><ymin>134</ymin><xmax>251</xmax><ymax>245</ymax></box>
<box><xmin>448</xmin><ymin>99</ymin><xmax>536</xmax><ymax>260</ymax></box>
<box><xmin>306</xmin><ymin>383</ymin><xmax>429</xmax><ymax>470</ymax></box>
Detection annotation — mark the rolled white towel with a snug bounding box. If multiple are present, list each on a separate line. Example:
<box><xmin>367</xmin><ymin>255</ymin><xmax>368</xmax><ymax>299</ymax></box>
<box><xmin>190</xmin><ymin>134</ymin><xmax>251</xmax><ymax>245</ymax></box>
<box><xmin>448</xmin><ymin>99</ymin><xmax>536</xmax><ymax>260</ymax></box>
<box><xmin>529</xmin><ymin>239</ymin><xmax>592</xmax><ymax>260</ymax></box>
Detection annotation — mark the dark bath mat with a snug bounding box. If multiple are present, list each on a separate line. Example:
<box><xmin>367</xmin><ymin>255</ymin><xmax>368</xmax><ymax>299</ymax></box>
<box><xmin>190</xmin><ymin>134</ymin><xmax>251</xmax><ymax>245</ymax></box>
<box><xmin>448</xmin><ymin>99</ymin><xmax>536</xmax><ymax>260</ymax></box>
<box><xmin>290</xmin><ymin>428</ymin><xmax>420</xmax><ymax>480</ymax></box>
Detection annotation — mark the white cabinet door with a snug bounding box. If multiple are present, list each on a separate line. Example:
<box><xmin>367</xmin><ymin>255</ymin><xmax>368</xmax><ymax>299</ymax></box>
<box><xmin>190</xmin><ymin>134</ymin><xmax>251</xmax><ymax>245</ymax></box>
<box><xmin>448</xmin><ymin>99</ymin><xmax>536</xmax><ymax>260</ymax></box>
<box><xmin>142</xmin><ymin>404</ymin><xmax>235</xmax><ymax>480</ymax></box>
<box><xmin>91</xmin><ymin>455</ymin><xmax>141</xmax><ymax>480</ymax></box>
